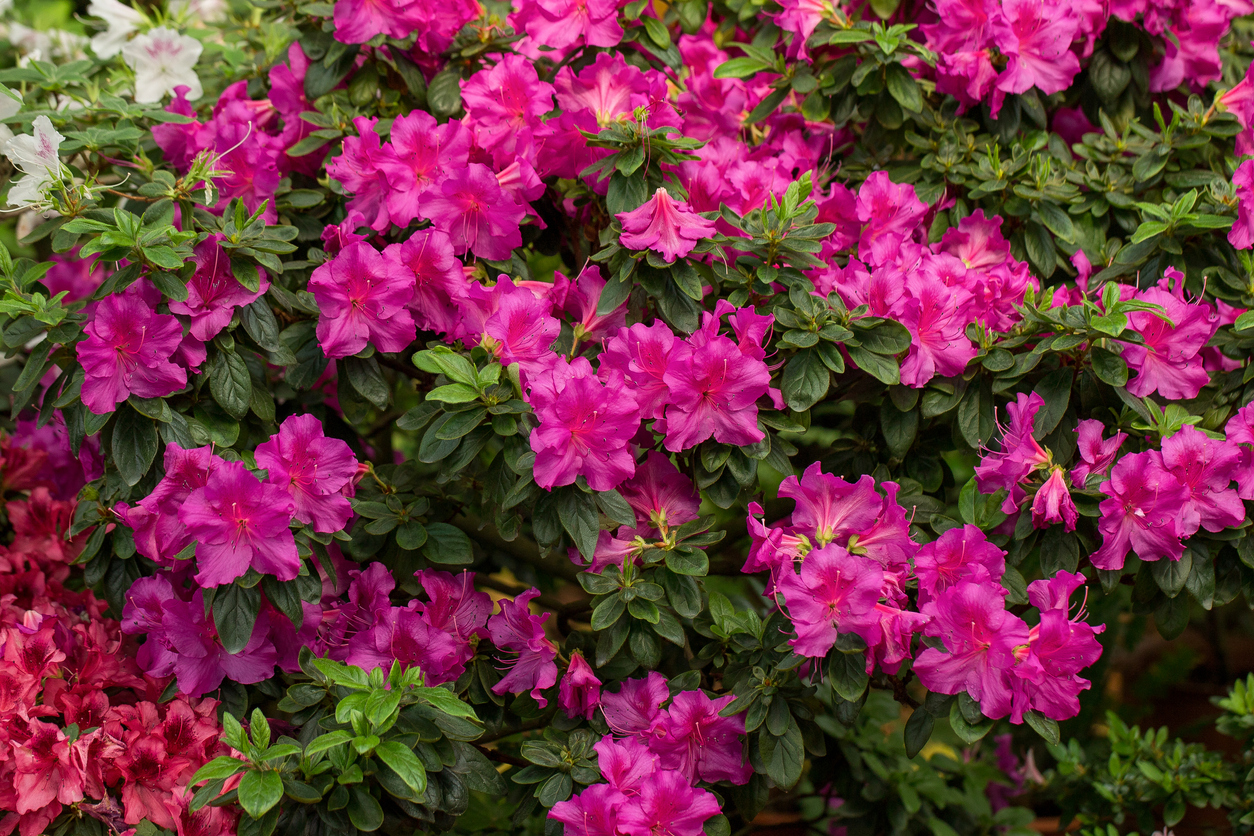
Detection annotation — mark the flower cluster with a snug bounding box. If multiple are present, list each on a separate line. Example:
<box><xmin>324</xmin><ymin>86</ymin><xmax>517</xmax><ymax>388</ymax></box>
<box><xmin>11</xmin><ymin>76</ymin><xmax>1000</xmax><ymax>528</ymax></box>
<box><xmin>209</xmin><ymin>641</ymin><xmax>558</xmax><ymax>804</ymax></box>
<box><xmin>551</xmin><ymin>674</ymin><xmax>746</xmax><ymax>836</ymax></box>
<box><xmin>748</xmin><ymin>462</ymin><xmax>1104</xmax><ymax>723</ymax></box>
<box><xmin>0</xmin><ymin>430</ymin><xmax>233</xmax><ymax>836</ymax></box>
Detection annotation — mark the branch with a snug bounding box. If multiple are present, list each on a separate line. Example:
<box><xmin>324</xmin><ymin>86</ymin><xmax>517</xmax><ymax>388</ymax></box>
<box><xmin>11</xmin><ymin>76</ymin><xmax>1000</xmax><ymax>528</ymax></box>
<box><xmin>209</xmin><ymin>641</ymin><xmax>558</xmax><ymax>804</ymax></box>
<box><xmin>453</xmin><ymin>513</ymin><xmax>580</xmax><ymax>581</ymax></box>
<box><xmin>474</xmin><ymin>744</ymin><xmax>528</xmax><ymax>767</ymax></box>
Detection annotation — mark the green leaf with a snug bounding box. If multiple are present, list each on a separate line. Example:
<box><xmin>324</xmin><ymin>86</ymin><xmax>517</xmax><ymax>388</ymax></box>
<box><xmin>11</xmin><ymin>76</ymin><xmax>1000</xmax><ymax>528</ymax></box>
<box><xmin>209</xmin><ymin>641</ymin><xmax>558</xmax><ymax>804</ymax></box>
<box><xmin>427</xmin><ymin>383</ymin><xmax>480</xmax><ymax>404</ymax></box>
<box><xmin>846</xmin><ymin>345</ymin><xmax>899</xmax><ymax>385</ymax></box>
<box><xmin>422</xmin><ymin>522</ymin><xmax>473</xmax><ymax>565</ymax></box>
<box><xmin>558</xmin><ymin>487</ymin><xmax>601</xmax><ymax>562</ymax></box>
<box><xmin>1031</xmin><ymin>368</ymin><xmax>1072</xmax><ymax>439</ymax></box>
<box><xmin>665</xmin><ymin>548</ymin><xmax>709</xmax><ymax>576</ymax></box>
<box><xmin>213</xmin><ymin>583</ymin><xmax>262</xmax><ymax>655</ymax></box>
<box><xmin>210</xmin><ymin>350</ymin><xmax>252</xmax><ymax>420</ymax></box>
<box><xmin>415</xmin><ymin>685</ymin><xmax>480</xmax><ymax>721</ymax></box>
<box><xmin>1023</xmin><ymin>710</ymin><xmax>1059</xmax><ymax>745</ymax></box>
<box><xmin>343</xmin><ymin>356</ymin><xmax>389</xmax><ymax>408</ymax></box>
<box><xmin>112</xmin><ymin>405</ymin><xmax>159</xmax><ymax>487</ymax></box>
<box><xmin>346</xmin><ymin>785</ymin><xmax>384</xmax><ymax>832</ymax></box>
<box><xmin>948</xmin><ymin>700</ymin><xmax>993</xmax><ymax>744</ymax></box>
<box><xmin>781</xmin><ymin>350</ymin><xmax>830</xmax><ymax>412</ymax></box>
<box><xmin>190</xmin><ymin>756</ymin><xmax>248</xmax><ymax>785</ymax></box>
<box><xmin>827</xmin><ymin>648</ymin><xmax>869</xmax><ymax>702</ymax></box>
<box><xmin>374</xmin><ymin>741</ymin><xmax>428</xmax><ymax>795</ymax></box>
<box><xmin>762</xmin><ymin>717</ymin><xmax>805</xmax><ymax>789</ymax></box>
<box><xmin>714</xmin><ymin>57</ymin><xmax>768</xmax><ymax>79</ymax></box>
<box><xmin>1089</xmin><ymin>346</ymin><xmax>1128</xmax><ymax>386</ymax></box>
<box><xmin>885</xmin><ymin>63</ymin><xmax>922</xmax><ymax>112</ymax></box>
<box><xmin>1151</xmin><ymin>550</ymin><xmax>1191</xmax><ymax>598</ymax></box>
<box><xmin>236</xmin><ymin>769</ymin><xmax>284</xmax><ymax>819</ymax></box>
<box><xmin>904</xmin><ymin>707</ymin><xmax>934</xmax><ymax>758</ymax></box>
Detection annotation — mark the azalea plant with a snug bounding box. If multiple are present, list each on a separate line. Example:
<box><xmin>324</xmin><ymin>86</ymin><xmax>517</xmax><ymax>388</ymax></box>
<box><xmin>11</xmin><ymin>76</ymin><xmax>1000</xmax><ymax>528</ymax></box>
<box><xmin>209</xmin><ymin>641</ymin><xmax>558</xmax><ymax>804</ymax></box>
<box><xmin>6</xmin><ymin>0</ymin><xmax>1254</xmax><ymax>834</ymax></box>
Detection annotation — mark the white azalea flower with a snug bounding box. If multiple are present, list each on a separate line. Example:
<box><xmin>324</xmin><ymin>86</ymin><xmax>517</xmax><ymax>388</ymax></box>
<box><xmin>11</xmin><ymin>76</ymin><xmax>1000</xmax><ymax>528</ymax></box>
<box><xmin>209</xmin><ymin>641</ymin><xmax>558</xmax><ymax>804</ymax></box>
<box><xmin>87</xmin><ymin>0</ymin><xmax>147</xmax><ymax>59</ymax></box>
<box><xmin>121</xmin><ymin>27</ymin><xmax>203</xmax><ymax>104</ymax></box>
<box><xmin>3</xmin><ymin>116</ymin><xmax>66</xmax><ymax>208</ymax></box>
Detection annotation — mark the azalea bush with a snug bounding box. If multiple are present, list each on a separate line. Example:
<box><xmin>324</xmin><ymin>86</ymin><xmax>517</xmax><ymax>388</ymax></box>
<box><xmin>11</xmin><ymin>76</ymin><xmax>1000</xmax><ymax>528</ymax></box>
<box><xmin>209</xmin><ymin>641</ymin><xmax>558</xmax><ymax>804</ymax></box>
<box><xmin>7</xmin><ymin>0</ymin><xmax>1254</xmax><ymax>833</ymax></box>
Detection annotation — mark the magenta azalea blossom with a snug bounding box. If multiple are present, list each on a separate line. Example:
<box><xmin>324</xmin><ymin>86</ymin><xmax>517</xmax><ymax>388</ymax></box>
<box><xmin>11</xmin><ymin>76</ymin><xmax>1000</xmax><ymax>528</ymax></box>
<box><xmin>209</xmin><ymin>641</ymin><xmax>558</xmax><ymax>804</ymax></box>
<box><xmin>915</xmin><ymin>579</ymin><xmax>1029</xmax><ymax>720</ymax></box>
<box><xmin>425</xmin><ymin>163</ymin><xmax>527</xmax><ymax>261</ymax></box>
<box><xmin>778</xmin><ymin>544</ymin><xmax>885</xmax><ymax>658</ymax></box>
<box><xmin>913</xmin><ymin>524</ymin><xmax>1006</xmax><ymax>605</ymax></box>
<box><xmin>594</xmin><ymin>735</ymin><xmax>659</xmax><ymax>795</ymax></box>
<box><xmin>529</xmin><ymin>357</ymin><xmax>640</xmax><ymax>492</ymax></box>
<box><xmin>1090</xmin><ymin>450</ymin><xmax>1192</xmax><ymax>571</ymax></box>
<box><xmin>778</xmin><ymin>466</ymin><xmax>881</xmax><ymax>548</ymax></box>
<box><xmin>309</xmin><ymin>240</ymin><xmax>417</xmax><ymax>359</ymax></box>
<box><xmin>119</xmin><ymin>443</ymin><xmax>215</xmax><ymax>565</ymax></box>
<box><xmin>618</xmin><ymin>451</ymin><xmax>700</xmax><ymax>531</ymax></box>
<box><xmin>651</xmin><ymin>690</ymin><xmax>751</xmax><ymax>785</ymax></box>
<box><xmin>333</xmin><ymin>0</ymin><xmax>423</xmax><ymax>43</ymax></box>
<box><xmin>77</xmin><ymin>292</ymin><xmax>187</xmax><ymax>415</ymax></box>
<box><xmin>255</xmin><ymin>414</ymin><xmax>359</xmax><ymax>533</ymax></box>
<box><xmin>169</xmin><ymin>236</ymin><xmax>267</xmax><ymax>342</ymax></box>
<box><xmin>382</xmin><ymin>229</ymin><xmax>467</xmax><ymax>336</ymax></box>
<box><xmin>179</xmin><ymin>459</ymin><xmax>299</xmax><ymax>586</ymax></box>
<box><xmin>1071</xmin><ymin>419</ymin><xmax>1126</xmax><ymax>487</ymax></box>
<box><xmin>162</xmin><ymin>593</ymin><xmax>277</xmax><ymax>696</ymax></box>
<box><xmin>1160</xmin><ymin>425</ymin><xmax>1244</xmax><ymax>534</ymax></box>
<box><xmin>550</xmin><ymin>783</ymin><xmax>627</xmax><ymax>836</ymax></box>
<box><xmin>617</xmin><ymin>187</ymin><xmax>717</xmax><ymax>263</ymax></box>
<box><xmin>1031</xmin><ymin>467</ymin><xmax>1078</xmax><ymax>531</ymax></box>
<box><xmin>600</xmin><ymin>321</ymin><xmax>685</xmax><ymax>420</ymax></box>
<box><xmin>558</xmin><ymin>650</ymin><xmax>602</xmax><ymax>719</ymax></box>
<box><xmin>1012</xmin><ymin>572</ymin><xmax>1105</xmax><ymax>722</ymax></box>
<box><xmin>601</xmin><ymin>672</ymin><xmax>669</xmax><ymax>738</ymax></box>
<box><xmin>345</xmin><ymin>606</ymin><xmax>462</xmax><ymax>684</ymax></box>
<box><xmin>488</xmin><ymin>589</ymin><xmax>559</xmax><ymax>706</ymax></box>
<box><xmin>974</xmin><ymin>392</ymin><xmax>1051</xmax><ymax>512</ymax></box>
<box><xmin>1121</xmin><ymin>270</ymin><xmax>1218</xmax><ymax>400</ymax></box>
<box><xmin>617</xmin><ymin>770</ymin><xmax>721</xmax><ymax>836</ymax></box>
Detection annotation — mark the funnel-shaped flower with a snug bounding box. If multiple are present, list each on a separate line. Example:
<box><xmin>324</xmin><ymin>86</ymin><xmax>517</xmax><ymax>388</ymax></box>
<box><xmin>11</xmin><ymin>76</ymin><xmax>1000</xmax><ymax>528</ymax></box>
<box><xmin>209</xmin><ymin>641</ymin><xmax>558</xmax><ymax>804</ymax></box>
<box><xmin>617</xmin><ymin>187</ymin><xmax>717</xmax><ymax>263</ymax></box>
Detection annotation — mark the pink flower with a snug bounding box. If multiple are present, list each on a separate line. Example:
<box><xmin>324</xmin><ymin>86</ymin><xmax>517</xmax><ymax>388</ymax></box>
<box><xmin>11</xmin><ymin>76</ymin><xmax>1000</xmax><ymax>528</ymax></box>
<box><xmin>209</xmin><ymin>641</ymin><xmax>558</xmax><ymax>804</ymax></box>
<box><xmin>775</xmin><ymin>0</ymin><xmax>832</xmax><ymax>57</ymax></box>
<box><xmin>617</xmin><ymin>187</ymin><xmax>717</xmax><ymax>263</ymax></box>
<box><xmin>529</xmin><ymin>357</ymin><xmax>640</xmax><ymax>491</ymax></box>
<box><xmin>488</xmin><ymin>589</ymin><xmax>559</xmax><ymax>706</ymax></box>
<box><xmin>1121</xmin><ymin>270</ymin><xmax>1218</xmax><ymax>400</ymax></box>
<box><xmin>309</xmin><ymin>241</ymin><xmax>417</xmax><ymax>359</ymax></box>
<box><xmin>179</xmin><ymin>459</ymin><xmax>299</xmax><ymax>586</ymax></box>
<box><xmin>974</xmin><ymin>392</ymin><xmax>1051</xmax><ymax>512</ymax></box>
<box><xmin>550</xmin><ymin>783</ymin><xmax>627</xmax><ymax>836</ymax></box>
<box><xmin>255</xmin><ymin>414</ymin><xmax>359</xmax><ymax>533</ymax></box>
<box><xmin>11</xmin><ymin>718</ymin><xmax>83</xmax><ymax>813</ymax></box>
<box><xmin>601</xmin><ymin>672</ymin><xmax>669</xmax><ymax>737</ymax></box>
<box><xmin>379</xmin><ymin>111</ymin><xmax>471</xmax><ymax>228</ymax></box>
<box><xmin>779</xmin><ymin>466</ymin><xmax>881</xmax><ymax>548</ymax></box>
<box><xmin>1160</xmin><ymin>425</ymin><xmax>1244</xmax><ymax>534</ymax></box>
<box><xmin>915</xmin><ymin>579</ymin><xmax>1029</xmax><ymax>720</ymax></box>
<box><xmin>332</xmin><ymin>0</ymin><xmax>423</xmax><ymax>43</ymax></box>
<box><xmin>558</xmin><ymin>650</ymin><xmax>602</xmax><ymax>719</ymax></box>
<box><xmin>77</xmin><ymin>291</ymin><xmax>187</xmax><ymax>414</ymax></box>
<box><xmin>162</xmin><ymin>593</ymin><xmax>278</xmax><ymax>696</ymax></box>
<box><xmin>594</xmin><ymin>735</ymin><xmax>658</xmax><ymax>794</ymax></box>
<box><xmin>461</xmin><ymin>55</ymin><xmax>555</xmax><ymax>155</ymax></box>
<box><xmin>856</xmin><ymin>172</ymin><xmax>927</xmax><ymax>268</ymax></box>
<box><xmin>1031</xmin><ymin>467</ymin><xmax>1078</xmax><ymax>531</ymax></box>
<box><xmin>1012</xmin><ymin>572</ymin><xmax>1104</xmax><ymax>722</ymax></box>
<box><xmin>600</xmin><ymin>321</ymin><xmax>685</xmax><ymax>420</ymax></box>
<box><xmin>327</xmin><ymin>117</ymin><xmax>401</xmax><ymax>231</ymax></box>
<box><xmin>1220</xmin><ymin>74</ymin><xmax>1254</xmax><ymax>157</ymax></box>
<box><xmin>651</xmin><ymin>690</ymin><xmax>751</xmax><ymax>785</ymax></box>
<box><xmin>1070</xmin><ymin>419</ymin><xmax>1126</xmax><ymax>487</ymax></box>
<box><xmin>618</xmin><ymin>451</ymin><xmax>700</xmax><ymax>531</ymax></box>
<box><xmin>913</xmin><ymin>524</ymin><xmax>1005</xmax><ymax>605</ymax></box>
<box><xmin>897</xmin><ymin>271</ymin><xmax>978</xmax><ymax>388</ymax></box>
<box><xmin>1229</xmin><ymin>160</ymin><xmax>1254</xmax><ymax>250</ymax></box>
<box><xmin>169</xmin><ymin>236</ymin><xmax>268</xmax><ymax>341</ymax></box>
<box><xmin>551</xmin><ymin>265</ymin><xmax>628</xmax><ymax>345</ymax></box>
<box><xmin>617</xmin><ymin>771</ymin><xmax>721</xmax><ymax>836</ymax></box>
<box><xmin>778</xmin><ymin>544</ymin><xmax>885</xmax><ymax>658</ymax></box>
<box><xmin>1090</xmin><ymin>451</ymin><xmax>1192</xmax><ymax>571</ymax></box>
<box><xmin>346</xmin><ymin>606</ymin><xmax>462</xmax><ymax>684</ymax></box>
<box><xmin>425</xmin><ymin>164</ymin><xmax>527</xmax><ymax>261</ymax></box>
<box><xmin>994</xmin><ymin>0</ymin><xmax>1082</xmax><ymax>99</ymax></box>
<box><xmin>481</xmin><ymin>278</ymin><xmax>562</xmax><ymax>369</ymax></box>
<box><xmin>517</xmin><ymin>0</ymin><xmax>624</xmax><ymax>49</ymax></box>
<box><xmin>661</xmin><ymin>309</ymin><xmax>773</xmax><ymax>450</ymax></box>
<box><xmin>119</xmin><ymin>444</ymin><xmax>215</xmax><ymax>565</ymax></box>
<box><xmin>382</xmin><ymin>228</ymin><xmax>467</xmax><ymax>335</ymax></box>
<box><xmin>1226</xmin><ymin>402</ymin><xmax>1254</xmax><ymax>500</ymax></box>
